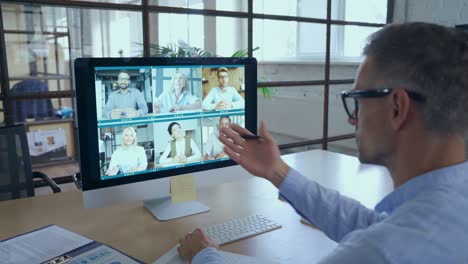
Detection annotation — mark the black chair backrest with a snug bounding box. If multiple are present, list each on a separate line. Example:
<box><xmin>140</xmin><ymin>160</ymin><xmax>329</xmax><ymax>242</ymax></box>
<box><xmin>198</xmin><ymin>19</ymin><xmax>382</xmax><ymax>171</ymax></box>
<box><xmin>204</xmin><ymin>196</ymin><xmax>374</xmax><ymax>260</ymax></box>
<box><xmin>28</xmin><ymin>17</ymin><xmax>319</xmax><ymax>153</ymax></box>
<box><xmin>0</xmin><ymin>124</ymin><xmax>35</xmax><ymax>200</ymax></box>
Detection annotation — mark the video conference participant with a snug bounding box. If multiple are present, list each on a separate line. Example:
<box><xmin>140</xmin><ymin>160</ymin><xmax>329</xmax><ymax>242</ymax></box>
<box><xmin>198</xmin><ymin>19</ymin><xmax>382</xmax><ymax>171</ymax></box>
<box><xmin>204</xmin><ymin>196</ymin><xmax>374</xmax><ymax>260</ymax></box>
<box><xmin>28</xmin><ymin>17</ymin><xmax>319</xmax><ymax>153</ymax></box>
<box><xmin>203</xmin><ymin>116</ymin><xmax>231</xmax><ymax>160</ymax></box>
<box><xmin>103</xmin><ymin>70</ymin><xmax>148</xmax><ymax>119</ymax></box>
<box><xmin>153</xmin><ymin>71</ymin><xmax>201</xmax><ymax>114</ymax></box>
<box><xmin>178</xmin><ymin>22</ymin><xmax>468</xmax><ymax>263</ymax></box>
<box><xmin>105</xmin><ymin>127</ymin><xmax>148</xmax><ymax>176</ymax></box>
<box><xmin>202</xmin><ymin>67</ymin><xmax>245</xmax><ymax>111</ymax></box>
<box><xmin>159</xmin><ymin>122</ymin><xmax>201</xmax><ymax>165</ymax></box>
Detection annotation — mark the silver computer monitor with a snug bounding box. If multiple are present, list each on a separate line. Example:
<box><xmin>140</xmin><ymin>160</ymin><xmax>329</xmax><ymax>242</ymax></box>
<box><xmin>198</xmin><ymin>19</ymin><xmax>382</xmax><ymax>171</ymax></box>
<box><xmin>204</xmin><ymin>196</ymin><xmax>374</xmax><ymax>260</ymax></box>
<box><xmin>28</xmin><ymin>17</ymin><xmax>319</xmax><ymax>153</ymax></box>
<box><xmin>75</xmin><ymin>57</ymin><xmax>257</xmax><ymax>220</ymax></box>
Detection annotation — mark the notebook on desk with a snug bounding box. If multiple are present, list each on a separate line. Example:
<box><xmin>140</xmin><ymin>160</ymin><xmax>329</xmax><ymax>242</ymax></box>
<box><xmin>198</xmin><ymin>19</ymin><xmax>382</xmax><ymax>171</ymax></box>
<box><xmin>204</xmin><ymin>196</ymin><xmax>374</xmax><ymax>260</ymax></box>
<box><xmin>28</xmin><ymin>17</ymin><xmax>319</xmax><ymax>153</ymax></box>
<box><xmin>0</xmin><ymin>225</ymin><xmax>143</xmax><ymax>264</ymax></box>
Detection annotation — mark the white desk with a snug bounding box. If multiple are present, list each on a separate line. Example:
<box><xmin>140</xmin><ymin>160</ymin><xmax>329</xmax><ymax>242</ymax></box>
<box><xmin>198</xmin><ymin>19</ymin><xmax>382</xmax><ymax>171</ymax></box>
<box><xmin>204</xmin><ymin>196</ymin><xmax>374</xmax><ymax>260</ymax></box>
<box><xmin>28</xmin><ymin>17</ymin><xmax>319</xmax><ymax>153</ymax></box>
<box><xmin>0</xmin><ymin>149</ymin><xmax>393</xmax><ymax>263</ymax></box>
<box><xmin>283</xmin><ymin>149</ymin><xmax>393</xmax><ymax>208</ymax></box>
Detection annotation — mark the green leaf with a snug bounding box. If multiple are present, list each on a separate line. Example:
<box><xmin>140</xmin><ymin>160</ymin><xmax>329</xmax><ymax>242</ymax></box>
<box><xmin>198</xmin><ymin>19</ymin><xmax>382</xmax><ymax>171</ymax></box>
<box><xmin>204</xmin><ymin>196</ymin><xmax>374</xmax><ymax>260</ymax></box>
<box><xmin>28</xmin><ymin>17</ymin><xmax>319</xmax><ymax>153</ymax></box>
<box><xmin>258</xmin><ymin>87</ymin><xmax>271</xmax><ymax>99</ymax></box>
<box><xmin>231</xmin><ymin>47</ymin><xmax>260</xmax><ymax>58</ymax></box>
<box><xmin>135</xmin><ymin>42</ymin><xmax>272</xmax><ymax>98</ymax></box>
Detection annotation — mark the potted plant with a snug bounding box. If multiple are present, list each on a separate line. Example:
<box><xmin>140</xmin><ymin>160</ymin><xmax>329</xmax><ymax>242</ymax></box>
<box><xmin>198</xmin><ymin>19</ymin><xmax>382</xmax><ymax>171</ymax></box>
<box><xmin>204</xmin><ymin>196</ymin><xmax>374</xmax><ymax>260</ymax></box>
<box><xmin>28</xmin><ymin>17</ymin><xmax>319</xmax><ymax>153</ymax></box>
<box><xmin>139</xmin><ymin>40</ymin><xmax>270</xmax><ymax>98</ymax></box>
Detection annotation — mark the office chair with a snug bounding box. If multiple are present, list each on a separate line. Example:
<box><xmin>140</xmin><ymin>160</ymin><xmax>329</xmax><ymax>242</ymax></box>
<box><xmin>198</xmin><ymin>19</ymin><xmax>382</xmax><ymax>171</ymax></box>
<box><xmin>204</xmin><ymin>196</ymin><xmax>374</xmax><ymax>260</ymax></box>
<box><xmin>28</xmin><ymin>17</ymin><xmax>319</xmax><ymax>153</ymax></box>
<box><xmin>72</xmin><ymin>172</ymin><xmax>82</xmax><ymax>190</ymax></box>
<box><xmin>0</xmin><ymin>124</ymin><xmax>61</xmax><ymax>201</ymax></box>
<box><xmin>10</xmin><ymin>79</ymin><xmax>55</xmax><ymax>123</ymax></box>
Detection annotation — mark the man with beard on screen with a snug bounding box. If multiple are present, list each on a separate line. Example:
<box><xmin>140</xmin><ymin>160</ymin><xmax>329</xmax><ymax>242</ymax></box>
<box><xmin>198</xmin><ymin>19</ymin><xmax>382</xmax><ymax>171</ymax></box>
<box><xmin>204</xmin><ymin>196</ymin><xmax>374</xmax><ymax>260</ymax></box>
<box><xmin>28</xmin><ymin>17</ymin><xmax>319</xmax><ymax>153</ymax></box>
<box><xmin>103</xmin><ymin>70</ymin><xmax>148</xmax><ymax>119</ymax></box>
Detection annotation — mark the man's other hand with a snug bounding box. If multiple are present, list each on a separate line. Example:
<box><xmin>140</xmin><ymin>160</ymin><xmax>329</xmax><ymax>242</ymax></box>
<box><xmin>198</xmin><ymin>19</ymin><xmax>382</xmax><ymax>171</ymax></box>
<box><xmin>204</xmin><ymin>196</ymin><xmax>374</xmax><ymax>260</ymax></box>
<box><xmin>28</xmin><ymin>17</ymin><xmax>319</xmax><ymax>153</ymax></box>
<box><xmin>177</xmin><ymin>228</ymin><xmax>218</xmax><ymax>263</ymax></box>
<box><xmin>203</xmin><ymin>154</ymin><xmax>213</xmax><ymax>160</ymax></box>
<box><xmin>110</xmin><ymin>109</ymin><xmax>123</xmax><ymax>119</ymax></box>
<box><xmin>215</xmin><ymin>100</ymin><xmax>228</xmax><ymax>110</ymax></box>
<box><xmin>153</xmin><ymin>102</ymin><xmax>161</xmax><ymax>114</ymax></box>
<box><xmin>169</xmin><ymin>104</ymin><xmax>181</xmax><ymax>112</ymax></box>
<box><xmin>124</xmin><ymin>108</ymin><xmax>140</xmax><ymax>118</ymax></box>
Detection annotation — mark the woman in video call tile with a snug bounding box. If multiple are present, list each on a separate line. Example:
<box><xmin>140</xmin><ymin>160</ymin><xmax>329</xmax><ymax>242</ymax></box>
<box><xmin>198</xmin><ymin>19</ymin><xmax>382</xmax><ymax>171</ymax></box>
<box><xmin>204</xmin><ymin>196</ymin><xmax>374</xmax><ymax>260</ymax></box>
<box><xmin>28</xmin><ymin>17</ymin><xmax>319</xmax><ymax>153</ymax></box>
<box><xmin>153</xmin><ymin>71</ymin><xmax>201</xmax><ymax>114</ymax></box>
<box><xmin>159</xmin><ymin>122</ymin><xmax>201</xmax><ymax>165</ymax></box>
<box><xmin>106</xmin><ymin>127</ymin><xmax>148</xmax><ymax>176</ymax></box>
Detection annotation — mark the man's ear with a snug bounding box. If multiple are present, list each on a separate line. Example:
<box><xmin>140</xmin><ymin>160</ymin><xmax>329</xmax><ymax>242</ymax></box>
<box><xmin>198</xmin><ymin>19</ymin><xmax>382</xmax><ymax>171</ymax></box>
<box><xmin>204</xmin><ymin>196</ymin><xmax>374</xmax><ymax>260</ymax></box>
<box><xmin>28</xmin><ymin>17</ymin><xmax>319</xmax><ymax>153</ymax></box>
<box><xmin>390</xmin><ymin>88</ymin><xmax>411</xmax><ymax>130</ymax></box>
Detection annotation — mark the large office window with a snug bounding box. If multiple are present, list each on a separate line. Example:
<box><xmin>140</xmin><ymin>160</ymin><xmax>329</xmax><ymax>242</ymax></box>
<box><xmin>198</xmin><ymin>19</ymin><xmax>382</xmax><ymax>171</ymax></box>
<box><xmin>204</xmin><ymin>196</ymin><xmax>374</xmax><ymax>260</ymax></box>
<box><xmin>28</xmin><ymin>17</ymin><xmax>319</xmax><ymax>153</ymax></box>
<box><xmin>0</xmin><ymin>0</ymin><xmax>392</xmax><ymax>180</ymax></box>
<box><xmin>149</xmin><ymin>0</ymin><xmax>247</xmax><ymax>12</ymax></box>
<box><xmin>150</xmin><ymin>13</ymin><xmax>247</xmax><ymax>57</ymax></box>
<box><xmin>155</xmin><ymin>13</ymin><xmax>204</xmax><ymax>51</ymax></box>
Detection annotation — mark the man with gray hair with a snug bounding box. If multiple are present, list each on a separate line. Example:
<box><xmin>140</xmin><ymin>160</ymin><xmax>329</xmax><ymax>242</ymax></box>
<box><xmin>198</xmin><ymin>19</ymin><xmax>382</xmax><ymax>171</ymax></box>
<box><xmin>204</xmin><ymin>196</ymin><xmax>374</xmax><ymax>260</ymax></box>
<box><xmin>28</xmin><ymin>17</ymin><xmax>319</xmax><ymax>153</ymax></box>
<box><xmin>177</xmin><ymin>22</ymin><xmax>468</xmax><ymax>263</ymax></box>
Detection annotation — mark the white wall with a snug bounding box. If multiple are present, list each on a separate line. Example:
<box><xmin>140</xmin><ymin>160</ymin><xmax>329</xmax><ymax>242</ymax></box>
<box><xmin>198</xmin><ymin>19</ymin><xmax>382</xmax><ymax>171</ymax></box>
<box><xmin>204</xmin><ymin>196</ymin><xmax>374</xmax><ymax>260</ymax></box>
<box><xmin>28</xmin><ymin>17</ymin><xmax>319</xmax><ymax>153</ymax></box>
<box><xmin>393</xmin><ymin>0</ymin><xmax>468</xmax><ymax>25</ymax></box>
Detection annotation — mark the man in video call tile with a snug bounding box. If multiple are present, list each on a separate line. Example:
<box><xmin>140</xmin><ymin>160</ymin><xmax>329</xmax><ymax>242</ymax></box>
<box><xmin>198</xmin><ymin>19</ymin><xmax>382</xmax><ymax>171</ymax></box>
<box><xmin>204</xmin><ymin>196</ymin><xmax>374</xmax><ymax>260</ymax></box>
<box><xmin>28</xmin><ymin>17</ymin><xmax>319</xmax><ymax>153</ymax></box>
<box><xmin>203</xmin><ymin>116</ymin><xmax>230</xmax><ymax>160</ymax></box>
<box><xmin>103</xmin><ymin>70</ymin><xmax>148</xmax><ymax>119</ymax></box>
<box><xmin>202</xmin><ymin>67</ymin><xmax>245</xmax><ymax>111</ymax></box>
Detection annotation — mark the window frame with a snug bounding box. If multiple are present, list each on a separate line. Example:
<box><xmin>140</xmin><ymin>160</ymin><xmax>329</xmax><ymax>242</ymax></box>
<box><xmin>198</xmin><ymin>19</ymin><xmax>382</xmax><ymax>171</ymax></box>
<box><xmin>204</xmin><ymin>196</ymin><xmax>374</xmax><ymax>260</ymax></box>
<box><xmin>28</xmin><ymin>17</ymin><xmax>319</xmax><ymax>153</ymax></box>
<box><xmin>0</xmin><ymin>0</ymin><xmax>394</xmax><ymax>154</ymax></box>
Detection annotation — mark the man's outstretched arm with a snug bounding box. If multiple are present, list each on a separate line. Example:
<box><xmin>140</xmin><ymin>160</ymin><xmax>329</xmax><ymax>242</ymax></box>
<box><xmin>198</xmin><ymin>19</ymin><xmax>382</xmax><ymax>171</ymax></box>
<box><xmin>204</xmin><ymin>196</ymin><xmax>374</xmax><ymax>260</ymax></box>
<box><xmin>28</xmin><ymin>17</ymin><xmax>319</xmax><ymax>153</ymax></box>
<box><xmin>219</xmin><ymin>122</ymin><xmax>385</xmax><ymax>242</ymax></box>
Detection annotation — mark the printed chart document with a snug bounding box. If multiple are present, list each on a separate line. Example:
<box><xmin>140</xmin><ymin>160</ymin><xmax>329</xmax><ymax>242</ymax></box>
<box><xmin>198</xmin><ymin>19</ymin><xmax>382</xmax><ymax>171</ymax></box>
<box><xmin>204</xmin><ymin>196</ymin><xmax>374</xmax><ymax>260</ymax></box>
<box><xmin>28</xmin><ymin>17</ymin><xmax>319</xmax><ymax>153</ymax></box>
<box><xmin>0</xmin><ymin>225</ymin><xmax>143</xmax><ymax>264</ymax></box>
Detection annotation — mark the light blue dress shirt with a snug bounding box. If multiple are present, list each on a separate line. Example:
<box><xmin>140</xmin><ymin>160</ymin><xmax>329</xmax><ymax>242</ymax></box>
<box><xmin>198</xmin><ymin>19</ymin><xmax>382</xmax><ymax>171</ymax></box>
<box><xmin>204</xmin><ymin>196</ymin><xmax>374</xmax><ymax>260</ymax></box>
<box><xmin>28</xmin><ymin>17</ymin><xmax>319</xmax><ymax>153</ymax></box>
<box><xmin>156</xmin><ymin>90</ymin><xmax>200</xmax><ymax>113</ymax></box>
<box><xmin>194</xmin><ymin>161</ymin><xmax>468</xmax><ymax>263</ymax></box>
<box><xmin>103</xmin><ymin>88</ymin><xmax>148</xmax><ymax>118</ymax></box>
<box><xmin>201</xmin><ymin>86</ymin><xmax>245</xmax><ymax>111</ymax></box>
<box><xmin>203</xmin><ymin>131</ymin><xmax>224</xmax><ymax>157</ymax></box>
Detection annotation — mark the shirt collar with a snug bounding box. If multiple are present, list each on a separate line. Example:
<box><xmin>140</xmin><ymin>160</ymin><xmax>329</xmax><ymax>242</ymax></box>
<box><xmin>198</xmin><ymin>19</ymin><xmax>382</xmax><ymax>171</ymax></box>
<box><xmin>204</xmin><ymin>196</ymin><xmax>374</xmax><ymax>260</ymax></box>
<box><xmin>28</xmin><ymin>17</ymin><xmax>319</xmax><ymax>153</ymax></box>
<box><xmin>176</xmin><ymin>90</ymin><xmax>187</xmax><ymax>98</ymax></box>
<box><xmin>118</xmin><ymin>88</ymin><xmax>132</xmax><ymax>94</ymax></box>
<box><xmin>375</xmin><ymin>160</ymin><xmax>468</xmax><ymax>214</ymax></box>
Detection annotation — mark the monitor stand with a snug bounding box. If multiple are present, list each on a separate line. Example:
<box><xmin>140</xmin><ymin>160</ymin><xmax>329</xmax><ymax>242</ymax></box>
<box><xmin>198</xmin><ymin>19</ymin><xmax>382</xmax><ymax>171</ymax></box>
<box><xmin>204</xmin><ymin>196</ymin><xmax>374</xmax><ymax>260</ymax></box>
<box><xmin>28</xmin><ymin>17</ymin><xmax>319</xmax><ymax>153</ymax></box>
<box><xmin>144</xmin><ymin>197</ymin><xmax>209</xmax><ymax>221</ymax></box>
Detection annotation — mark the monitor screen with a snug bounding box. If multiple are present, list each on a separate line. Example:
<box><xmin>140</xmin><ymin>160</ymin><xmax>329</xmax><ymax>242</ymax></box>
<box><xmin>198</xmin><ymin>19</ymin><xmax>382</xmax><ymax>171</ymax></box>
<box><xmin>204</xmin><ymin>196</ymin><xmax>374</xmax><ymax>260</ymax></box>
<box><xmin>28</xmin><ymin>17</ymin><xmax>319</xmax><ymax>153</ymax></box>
<box><xmin>75</xmin><ymin>57</ymin><xmax>257</xmax><ymax>193</ymax></box>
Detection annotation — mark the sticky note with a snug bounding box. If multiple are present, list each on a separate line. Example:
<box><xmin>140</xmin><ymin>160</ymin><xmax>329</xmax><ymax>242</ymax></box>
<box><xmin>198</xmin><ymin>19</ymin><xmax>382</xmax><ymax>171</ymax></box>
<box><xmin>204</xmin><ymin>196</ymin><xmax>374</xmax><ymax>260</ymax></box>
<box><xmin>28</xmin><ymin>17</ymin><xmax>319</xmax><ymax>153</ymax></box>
<box><xmin>170</xmin><ymin>174</ymin><xmax>197</xmax><ymax>204</ymax></box>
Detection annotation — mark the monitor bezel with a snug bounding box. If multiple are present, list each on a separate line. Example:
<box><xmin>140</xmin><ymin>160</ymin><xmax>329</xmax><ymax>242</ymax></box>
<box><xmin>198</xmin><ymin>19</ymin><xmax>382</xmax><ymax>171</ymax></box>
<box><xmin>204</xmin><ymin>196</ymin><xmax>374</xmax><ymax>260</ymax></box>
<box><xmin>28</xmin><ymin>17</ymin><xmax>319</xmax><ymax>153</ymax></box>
<box><xmin>75</xmin><ymin>57</ymin><xmax>257</xmax><ymax>191</ymax></box>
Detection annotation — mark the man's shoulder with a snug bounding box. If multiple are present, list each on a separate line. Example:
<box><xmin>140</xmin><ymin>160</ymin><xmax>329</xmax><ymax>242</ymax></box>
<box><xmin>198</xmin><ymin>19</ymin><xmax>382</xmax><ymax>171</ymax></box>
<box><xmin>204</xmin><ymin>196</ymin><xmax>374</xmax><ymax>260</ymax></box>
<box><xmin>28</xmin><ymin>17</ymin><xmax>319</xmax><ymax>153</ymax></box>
<box><xmin>108</xmin><ymin>90</ymin><xmax>120</xmax><ymax>96</ymax></box>
<box><xmin>342</xmin><ymin>188</ymin><xmax>468</xmax><ymax>261</ymax></box>
<box><xmin>209</xmin><ymin>87</ymin><xmax>221</xmax><ymax>92</ymax></box>
<box><xmin>393</xmin><ymin>184</ymin><xmax>468</xmax><ymax>226</ymax></box>
<box><xmin>336</xmin><ymin>211</ymin><xmax>468</xmax><ymax>263</ymax></box>
<box><xmin>128</xmin><ymin>88</ymin><xmax>142</xmax><ymax>94</ymax></box>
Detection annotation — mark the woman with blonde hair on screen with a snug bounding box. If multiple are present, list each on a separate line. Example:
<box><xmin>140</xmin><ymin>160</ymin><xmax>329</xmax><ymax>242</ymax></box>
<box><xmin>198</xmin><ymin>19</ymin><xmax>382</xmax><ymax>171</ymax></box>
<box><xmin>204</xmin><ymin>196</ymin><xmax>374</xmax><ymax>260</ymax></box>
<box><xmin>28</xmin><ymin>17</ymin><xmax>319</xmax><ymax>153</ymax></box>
<box><xmin>153</xmin><ymin>71</ymin><xmax>201</xmax><ymax>113</ymax></box>
<box><xmin>106</xmin><ymin>127</ymin><xmax>148</xmax><ymax>176</ymax></box>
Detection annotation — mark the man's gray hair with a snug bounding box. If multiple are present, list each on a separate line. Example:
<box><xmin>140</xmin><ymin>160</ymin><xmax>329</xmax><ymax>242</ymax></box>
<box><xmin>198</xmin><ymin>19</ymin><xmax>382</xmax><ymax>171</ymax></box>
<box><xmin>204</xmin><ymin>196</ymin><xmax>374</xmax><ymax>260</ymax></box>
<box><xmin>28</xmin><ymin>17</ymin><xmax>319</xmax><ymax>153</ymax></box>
<box><xmin>363</xmin><ymin>22</ymin><xmax>468</xmax><ymax>136</ymax></box>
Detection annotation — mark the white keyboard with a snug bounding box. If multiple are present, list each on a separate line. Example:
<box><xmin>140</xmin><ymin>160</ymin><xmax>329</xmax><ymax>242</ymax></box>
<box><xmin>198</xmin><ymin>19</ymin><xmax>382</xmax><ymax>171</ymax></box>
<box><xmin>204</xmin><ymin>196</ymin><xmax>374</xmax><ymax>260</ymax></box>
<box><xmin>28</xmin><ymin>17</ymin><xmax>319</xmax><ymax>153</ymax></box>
<box><xmin>205</xmin><ymin>214</ymin><xmax>281</xmax><ymax>245</ymax></box>
<box><xmin>153</xmin><ymin>214</ymin><xmax>281</xmax><ymax>264</ymax></box>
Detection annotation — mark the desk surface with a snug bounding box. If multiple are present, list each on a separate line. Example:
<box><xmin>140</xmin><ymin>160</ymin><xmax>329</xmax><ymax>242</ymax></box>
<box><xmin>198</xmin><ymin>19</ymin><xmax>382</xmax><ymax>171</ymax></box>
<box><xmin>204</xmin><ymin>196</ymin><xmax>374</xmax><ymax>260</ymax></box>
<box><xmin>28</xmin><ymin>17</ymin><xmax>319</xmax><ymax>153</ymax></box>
<box><xmin>0</xmin><ymin>150</ymin><xmax>392</xmax><ymax>263</ymax></box>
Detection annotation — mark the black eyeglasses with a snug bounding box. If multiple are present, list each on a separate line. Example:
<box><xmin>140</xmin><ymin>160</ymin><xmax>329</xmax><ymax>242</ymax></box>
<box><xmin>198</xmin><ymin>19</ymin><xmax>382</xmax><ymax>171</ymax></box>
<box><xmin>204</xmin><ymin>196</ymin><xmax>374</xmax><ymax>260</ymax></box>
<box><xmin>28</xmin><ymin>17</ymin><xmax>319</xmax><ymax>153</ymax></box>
<box><xmin>340</xmin><ymin>88</ymin><xmax>426</xmax><ymax>120</ymax></box>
